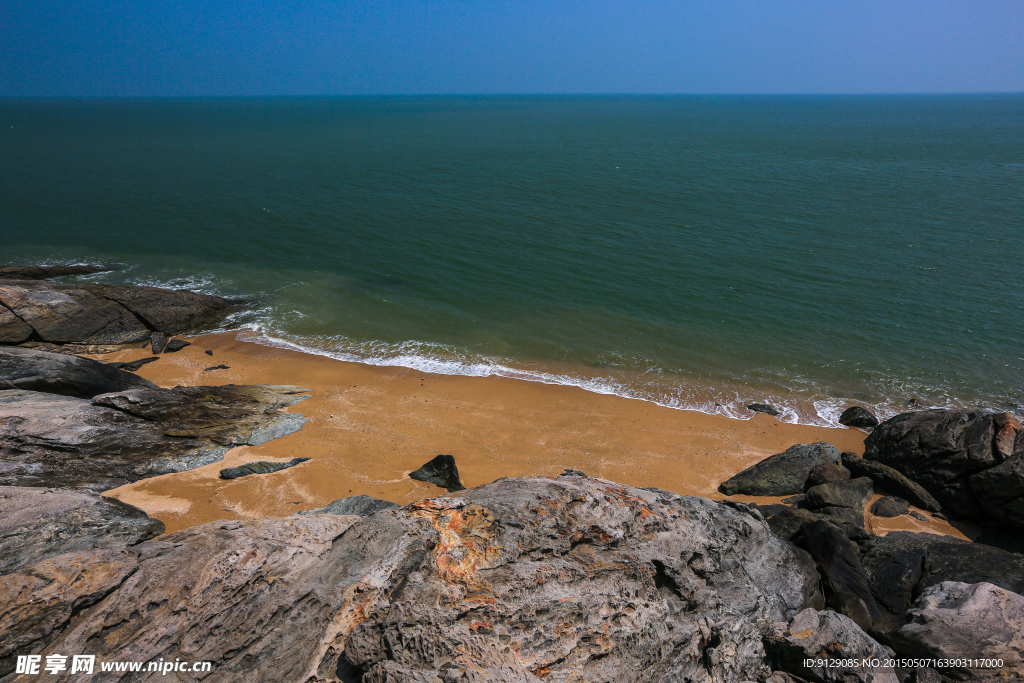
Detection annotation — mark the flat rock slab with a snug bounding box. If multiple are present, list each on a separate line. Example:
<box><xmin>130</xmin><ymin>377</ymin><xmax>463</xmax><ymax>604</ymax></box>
<box><xmin>0</xmin><ymin>486</ymin><xmax>163</xmax><ymax>576</ymax></box>
<box><xmin>298</xmin><ymin>494</ymin><xmax>399</xmax><ymax>517</ymax></box>
<box><xmin>220</xmin><ymin>457</ymin><xmax>310</xmax><ymax>479</ymax></box>
<box><xmin>1</xmin><ymin>346</ymin><xmax>157</xmax><ymax>398</ymax></box>
<box><xmin>719</xmin><ymin>442</ymin><xmax>841</xmax><ymax>496</ymax></box>
<box><xmin>1</xmin><ymin>477</ymin><xmax>824</xmax><ymax>682</ymax></box>
<box><xmin>0</xmin><ymin>384</ymin><xmax>310</xmax><ymax>492</ymax></box>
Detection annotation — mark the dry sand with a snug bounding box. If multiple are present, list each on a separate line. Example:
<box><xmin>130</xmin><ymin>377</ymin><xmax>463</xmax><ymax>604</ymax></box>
<box><xmin>95</xmin><ymin>332</ymin><xmax>966</xmax><ymax>539</ymax></box>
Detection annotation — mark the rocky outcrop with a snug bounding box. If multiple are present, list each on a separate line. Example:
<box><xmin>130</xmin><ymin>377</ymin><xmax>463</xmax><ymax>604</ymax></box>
<box><xmin>839</xmin><ymin>406</ymin><xmax>879</xmax><ymax>429</ymax></box>
<box><xmin>220</xmin><ymin>457</ymin><xmax>310</xmax><ymax>479</ymax></box>
<box><xmin>0</xmin><ymin>278</ymin><xmax>237</xmax><ymax>347</ymax></box>
<box><xmin>0</xmin><ymin>476</ymin><xmax>824</xmax><ymax>682</ymax></box>
<box><xmin>0</xmin><ymin>346</ymin><xmax>157</xmax><ymax>398</ymax></box>
<box><xmin>0</xmin><ymin>265</ymin><xmax>109</xmax><ymax>280</ymax></box>
<box><xmin>298</xmin><ymin>494</ymin><xmax>399</xmax><ymax>517</ymax></box>
<box><xmin>765</xmin><ymin>608</ymin><xmax>898</xmax><ymax>682</ymax></box>
<box><xmin>841</xmin><ymin>453</ymin><xmax>941</xmax><ymax>513</ymax></box>
<box><xmin>0</xmin><ymin>486</ymin><xmax>163</xmax><ymax>575</ymax></box>
<box><xmin>719</xmin><ymin>442</ymin><xmax>841</xmax><ymax>496</ymax></box>
<box><xmin>0</xmin><ymin>384</ymin><xmax>309</xmax><ymax>492</ymax></box>
<box><xmin>890</xmin><ymin>582</ymin><xmax>1024</xmax><ymax>680</ymax></box>
<box><xmin>864</xmin><ymin>410</ymin><xmax>1023</xmax><ymax>528</ymax></box>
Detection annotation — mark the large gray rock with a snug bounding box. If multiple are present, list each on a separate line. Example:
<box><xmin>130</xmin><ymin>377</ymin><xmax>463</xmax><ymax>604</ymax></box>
<box><xmin>842</xmin><ymin>453</ymin><xmax>941</xmax><ymax>513</ymax></box>
<box><xmin>299</xmin><ymin>494</ymin><xmax>399</xmax><ymax>517</ymax></box>
<box><xmin>86</xmin><ymin>283</ymin><xmax>236</xmax><ymax>335</ymax></box>
<box><xmin>0</xmin><ymin>281</ymin><xmax>150</xmax><ymax>345</ymax></box>
<box><xmin>0</xmin><ymin>346</ymin><xmax>158</xmax><ymax>398</ymax></box>
<box><xmin>0</xmin><ymin>486</ymin><xmax>163</xmax><ymax>576</ymax></box>
<box><xmin>1</xmin><ymin>477</ymin><xmax>824</xmax><ymax>682</ymax></box>
<box><xmin>839</xmin><ymin>406</ymin><xmax>879</xmax><ymax>429</ymax></box>
<box><xmin>864</xmin><ymin>410</ymin><xmax>1024</xmax><ymax>527</ymax></box>
<box><xmin>890</xmin><ymin>582</ymin><xmax>1024</xmax><ymax>679</ymax></box>
<box><xmin>0</xmin><ymin>384</ymin><xmax>309</xmax><ymax>492</ymax></box>
<box><xmin>719</xmin><ymin>442</ymin><xmax>841</xmax><ymax>496</ymax></box>
<box><xmin>765</xmin><ymin>608</ymin><xmax>898</xmax><ymax>683</ymax></box>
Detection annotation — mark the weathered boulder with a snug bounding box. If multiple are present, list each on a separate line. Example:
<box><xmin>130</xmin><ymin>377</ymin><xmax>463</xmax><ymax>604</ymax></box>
<box><xmin>0</xmin><ymin>265</ymin><xmax>109</xmax><ymax>280</ymax></box>
<box><xmin>720</xmin><ymin>443</ymin><xmax>841</xmax><ymax>496</ymax></box>
<box><xmin>0</xmin><ymin>384</ymin><xmax>309</xmax><ymax>492</ymax></box>
<box><xmin>841</xmin><ymin>453</ymin><xmax>941</xmax><ymax>513</ymax></box>
<box><xmin>220</xmin><ymin>457</ymin><xmax>310</xmax><ymax>479</ymax></box>
<box><xmin>839</xmin><ymin>406</ymin><xmax>879</xmax><ymax>429</ymax></box>
<box><xmin>0</xmin><ymin>548</ymin><xmax>139</xmax><ymax>677</ymax></box>
<box><xmin>806</xmin><ymin>462</ymin><xmax>851</xmax><ymax>488</ymax></box>
<box><xmin>860</xmin><ymin>531</ymin><xmax>1024</xmax><ymax>608</ymax></box>
<box><xmin>0</xmin><ymin>281</ymin><xmax>150</xmax><ymax>345</ymax></box>
<box><xmin>890</xmin><ymin>582</ymin><xmax>1024</xmax><ymax>679</ymax></box>
<box><xmin>0</xmin><ymin>306</ymin><xmax>32</xmax><ymax>344</ymax></box>
<box><xmin>165</xmin><ymin>338</ymin><xmax>191</xmax><ymax>352</ymax></box>
<box><xmin>0</xmin><ymin>346</ymin><xmax>158</xmax><ymax>398</ymax></box>
<box><xmin>863</xmin><ymin>410</ymin><xmax>1024</xmax><ymax>527</ymax></box>
<box><xmin>804</xmin><ymin>477</ymin><xmax>874</xmax><ymax>512</ymax></box>
<box><xmin>5</xmin><ymin>477</ymin><xmax>824</xmax><ymax>682</ymax></box>
<box><xmin>150</xmin><ymin>331</ymin><xmax>167</xmax><ymax>354</ymax></box>
<box><xmin>765</xmin><ymin>608</ymin><xmax>898</xmax><ymax>683</ymax></box>
<box><xmin>870</xmin><ymin>496</ymin><xmax>910</xmax><ymax>518</ymax></box>
<box><xmin>0</xmin><ymin>486</ymin><xmax>163</xmax><ymax>576</ymax></box>
<box><xmin>796</xmin><ymin>520</ymin><xmax>881</xmax><ymax>629</ymax></box>
<box><xmin>409</xmin><ymin>454</ymin><xmax>465</xmax><ymax>492</ymax></box>
<box><xmin>298</xmin><ymin>494</ymin><xmax>399</xmax><ymax>517</ymax></box>
<box><xmin>86</xmin><ymin>283</ymin><xmax>235</xmax><ymax>335</ymax></box>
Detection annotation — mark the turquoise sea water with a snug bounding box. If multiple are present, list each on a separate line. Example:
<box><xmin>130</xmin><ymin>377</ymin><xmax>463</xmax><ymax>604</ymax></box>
<box><xmin>2</xmin><ymin>95</ymin><xmax>1022</xmax><ymax>425</ymax></box>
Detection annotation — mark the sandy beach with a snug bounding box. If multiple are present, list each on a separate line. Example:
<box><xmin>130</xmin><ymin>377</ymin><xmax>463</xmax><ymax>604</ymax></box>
<box><xmin>94</xmin><ymin>332</ymin><xmax>965</xmax><ymax>539</ymax></box>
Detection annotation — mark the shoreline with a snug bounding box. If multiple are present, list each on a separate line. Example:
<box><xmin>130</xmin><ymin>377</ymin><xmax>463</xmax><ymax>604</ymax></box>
<box><xmin>94</xmin><ymin>332</ymin><xmax>966</xmax><ymax>539</ymax></box>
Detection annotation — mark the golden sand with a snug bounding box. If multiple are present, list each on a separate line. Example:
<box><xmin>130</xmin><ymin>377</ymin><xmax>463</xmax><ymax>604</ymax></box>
<box><xmin>94</xmin><ymin>332</ymin><xmax>965</xmax><ymax>540</ymax></box>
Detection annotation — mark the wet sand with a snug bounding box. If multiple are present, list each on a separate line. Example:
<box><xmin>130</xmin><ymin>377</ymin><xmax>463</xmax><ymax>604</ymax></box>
<box><xmin>95</xmin><ymin>332</ymin><xmax>964</xmax><ymax>539</ymax></box>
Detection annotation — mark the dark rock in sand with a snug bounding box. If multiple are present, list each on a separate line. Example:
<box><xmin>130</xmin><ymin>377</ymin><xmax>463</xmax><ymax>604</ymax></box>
<box><xmin>839</xmin><ymin>405</ymin><xmax>879</xmax><ymax>429</ymax></box>
<box><xmin>0</xmin><ymin>306</ymin><xmax>33</xmax><ymax>344</ymax></box>
<box><xmin>805</xmin><ymin>461</ymin><xmax>850</xmax><ymax>488</ymax></box>
<box><xmin>409</xmin><ymin>454</ymin><xmax>465</xmax><ymax>492</ymax></box>
<box><xmin>560</xmin><ymin>467</ymin><xmax>588</xmax><ymax>477</ymax></box>
<box><xmin>719</xmin><ymin>442</ymin><xmax>841</xmax><ymax>496</ymax></box>
<box><xmin>0</xmin><ymin>281</ymin><xmax>150</xmax><ymax>345</ymax></box>
<box><xmin>870</xmin><ymin>496</ymin><xmax>910</xmax><ymax>518</ymax></box>
<box><xmin>0</xmin><ymin>346</ymin><xmax>158</xmax><ymax>398</ymax></box>
<box><xmin>86</xmin><ymin>283</ymin><xmax>235</xmax><ymax>335</ymax></box>
<box><xmin>804</xmin><ymin>476</ymin><xmax>874</xmax><ymax>512</ymax></box>
<box><xmin>219</xmin><ymin>457</ymin><xmax>310</xmax><ymax>480</ymax></box>
<box><xmin>0</xmin><ymin>486</ymin><xmax>163</xmax><ymax>576</ymax></box>
<box><xmin>0</xmin><ymin>384</ymin><xmax>309</xmax><ymax>492</ymax></box>
<box><xmin>864</xmin><ymin>409</ymin><xmax>1024</xmax><ymax>527</ymax></box>
<box><xmin>0</xmin><ymin>264</ymin><xmax>110</xmax><ymax>280</ymax></box>
<box><xmin>765</xmin><ymin>608</ymin><xmax>898</xmax><ymax>683</ymax></box>
<box><xmin>796</xmin><ymin>520</ymin><xmax>881</xmax><ymax>629</ymax></box>
<box><xmin>204</xmin><ymin>364</ymin><xmax>230</xmax><ymax>371</ymax></box>
<box><xmin>747</xmin><ymin>402</ymin><xmax>781</xmax><ymax>416</ymax></box>
<box><xmin>164</xmin><ymin>338</ymin><xmax>191</xmax><ymax>352</ymax></box>
<box><xmin>105</xmin><ymin>356</ymin><xmax>159</xmax><ymax>372</ymax></box>
<box><xmin>298</xmin><ymin>494</ymin><xmax>399</xmax><ymax>517</ymax></box>
<box><xmin>150</xmin><ymin>331</ymin><xmax>167</xmax><ymax>354</ymax></box>
<box><xmin>205</xmin><ymin>349</ymin><xmax>214</xmax><ymax>356</ymax></box>
<box><xmin>0</xmin><ymin>477</ymin><xmax>823</xmax><ymax>682</ymax></box>
<box><xmin>841</xmin><ymin>452</ymin><xmax>942</xmax><ymax>513</ymax></box>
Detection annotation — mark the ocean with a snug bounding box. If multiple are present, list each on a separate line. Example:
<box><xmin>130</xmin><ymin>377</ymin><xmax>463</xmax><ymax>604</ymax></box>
<box><xmin>2</xmin><ymin>95</ymin><xmax>1022</xmax><ymax>425</ymax></box>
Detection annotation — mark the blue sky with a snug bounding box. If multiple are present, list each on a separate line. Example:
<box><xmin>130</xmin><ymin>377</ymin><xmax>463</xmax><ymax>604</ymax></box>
<box><xmin>2</xmin><ymin>0</ymin><xmax>1022</xmax><ymax>96</ymax></box>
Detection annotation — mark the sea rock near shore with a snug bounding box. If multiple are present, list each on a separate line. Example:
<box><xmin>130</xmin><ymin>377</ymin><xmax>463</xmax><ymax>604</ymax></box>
<box><xmin>0</xmin><ymin>265</ymin><xmax>110</xmax><ymax>280</ymax></box>
<box><xmin>0</xmin><ymin>486</ymin><xmax>163</xmax><ymax>576</ymax></box>
<box><xmin>0</xmin><ymin>346</ymin><xmax>157</xmax><ymax>398</ymax></box>
<box><xmin>0</xmin><ymin>278</ymin><xmax>236</xmax><ymax>346</ymax></box>
<box><xmin>839</xmin><ymin>406</ymin><xmax>879</xmax><ymax>429</ymax></box>
<box><xmin>0</xmin><ymin>384</ymin><xmax>310</xmax><ymax>492</ymax></box>
<box><xmin>719</xmin><ymin>442</ymin><xmax>841</xmax><ymax>496</ymax></box>
<box><xmin>864</xmin><ymin>409</ymin><xmax>1024</xmax><ymax>528</ymax></box>
<box><xmin>1</xmin><ymin>476</ymin><xmax>824</xmax><ymax>682</ymax></box>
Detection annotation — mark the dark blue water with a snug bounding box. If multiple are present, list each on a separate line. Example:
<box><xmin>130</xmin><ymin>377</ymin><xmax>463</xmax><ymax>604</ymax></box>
<box><xmin>2</xmin><ymin>95</ymin><xmax>1022</xmax><ymax>424</ymax></box>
